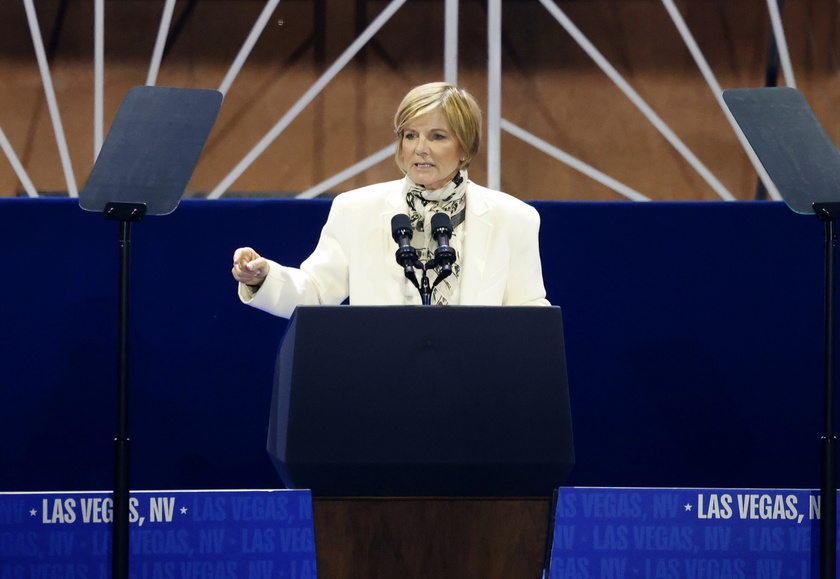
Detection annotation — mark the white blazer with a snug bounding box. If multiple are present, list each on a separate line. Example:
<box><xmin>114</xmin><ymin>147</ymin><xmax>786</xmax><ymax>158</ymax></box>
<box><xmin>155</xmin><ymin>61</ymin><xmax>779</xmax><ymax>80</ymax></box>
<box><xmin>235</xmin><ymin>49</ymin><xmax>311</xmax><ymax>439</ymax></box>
<box><xmin>241</xmin><ymin>179</ymin><xmax>550</xmax><ymax>318</ymax></box>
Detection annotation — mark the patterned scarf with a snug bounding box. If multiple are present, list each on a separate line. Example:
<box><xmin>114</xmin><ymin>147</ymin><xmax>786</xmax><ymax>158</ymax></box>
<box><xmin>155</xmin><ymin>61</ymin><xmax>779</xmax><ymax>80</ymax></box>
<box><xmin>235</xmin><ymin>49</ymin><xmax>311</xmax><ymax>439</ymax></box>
<box><xmin>403</xmin><ymin>171</ymin><xmax>468</xmax><ymax>305</ymax></box>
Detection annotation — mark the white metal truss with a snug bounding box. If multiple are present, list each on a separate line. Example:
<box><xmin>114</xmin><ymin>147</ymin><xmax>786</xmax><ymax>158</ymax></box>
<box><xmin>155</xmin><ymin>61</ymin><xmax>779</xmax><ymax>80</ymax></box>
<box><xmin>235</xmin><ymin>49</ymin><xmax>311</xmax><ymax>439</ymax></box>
<box><xmin>660</xmin><ymin>0</ymin><xmax>781</xmax><ymax>201</ymax></box>
<box><xmin>4</xmin><ymin>0</ymin><xmax>799</xmax><ymax>201</ymax></box>
<box><xmin>146</xmin><ymin>0</ymin><xmax>178</xmax><ymax>87</ymax></box>
<box><xmin>19</xmin><ymin>0</ymin><xmax>79</xmax><ymax>197</ymax></box>
<box><xmin>208</xmin><ymin>0</ymin><xmax>409</xmax><ymax>199</ymax></box>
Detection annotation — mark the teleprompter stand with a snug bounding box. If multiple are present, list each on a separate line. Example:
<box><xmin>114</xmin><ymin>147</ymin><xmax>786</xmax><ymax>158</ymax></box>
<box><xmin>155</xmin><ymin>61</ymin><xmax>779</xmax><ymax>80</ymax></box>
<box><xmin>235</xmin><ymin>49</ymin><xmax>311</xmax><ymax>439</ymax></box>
<box><xmin>724</xmin><ymin>87</ymin><xmax>840</xmax><ymax>579</ymax></box>
<box><xmin>79</xmin><ymin>85</ymin><xmax>222</xmax><ymax>579</ymax></box>
<box><xmin>267</xmin><ymin>305</ymin><xmax>575</xmax><ymax>579</ymax></box>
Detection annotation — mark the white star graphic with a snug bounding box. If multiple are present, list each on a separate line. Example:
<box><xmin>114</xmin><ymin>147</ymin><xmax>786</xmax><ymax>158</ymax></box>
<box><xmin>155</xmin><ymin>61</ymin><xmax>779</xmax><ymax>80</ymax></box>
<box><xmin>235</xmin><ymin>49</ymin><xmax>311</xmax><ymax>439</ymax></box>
<box><xmin>29</xmin><ymin>509</ymin><xmax>37</xmax><ymax>516</ymax></box>
<box><xmin>684</xmin><ymin>503</ymin><xmax>693</xmax><ymax>511</ymax></box>
<box><xmin>180</xmin><ymin>507</ymin><xmax>188</xmax><ymax>515</ymax></box>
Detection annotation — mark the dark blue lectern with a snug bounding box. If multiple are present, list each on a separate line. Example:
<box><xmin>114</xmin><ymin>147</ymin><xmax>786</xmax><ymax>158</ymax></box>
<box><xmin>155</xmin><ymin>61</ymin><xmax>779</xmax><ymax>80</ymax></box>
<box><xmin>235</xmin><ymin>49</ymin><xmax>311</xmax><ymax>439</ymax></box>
<box><xmin>267</xmin><ymin>305</ymin><xmax>575</xmax><ymax>498</ymax></box>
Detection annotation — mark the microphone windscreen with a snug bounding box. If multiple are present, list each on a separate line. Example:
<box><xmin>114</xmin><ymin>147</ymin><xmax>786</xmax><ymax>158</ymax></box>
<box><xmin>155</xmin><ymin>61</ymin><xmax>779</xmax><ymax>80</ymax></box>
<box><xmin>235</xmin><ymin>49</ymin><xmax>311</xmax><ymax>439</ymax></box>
<box><xmin>431</xmin><ymin>212</ymin><xmax>452</xmax><ymax>233</ymax></box>
<box><xmin>391</xmin><ymin>213</ymin><xmax>412</xmax><ymax>240</ymax></box>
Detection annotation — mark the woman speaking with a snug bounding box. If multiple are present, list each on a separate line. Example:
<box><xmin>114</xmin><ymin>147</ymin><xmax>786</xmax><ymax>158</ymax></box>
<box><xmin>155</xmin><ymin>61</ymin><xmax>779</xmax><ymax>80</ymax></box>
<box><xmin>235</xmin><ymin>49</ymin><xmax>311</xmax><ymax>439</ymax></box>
<box><xmin>231</xmin><ymin>82</ymin><xmax>550</xmax><ymax>318</ymax></box>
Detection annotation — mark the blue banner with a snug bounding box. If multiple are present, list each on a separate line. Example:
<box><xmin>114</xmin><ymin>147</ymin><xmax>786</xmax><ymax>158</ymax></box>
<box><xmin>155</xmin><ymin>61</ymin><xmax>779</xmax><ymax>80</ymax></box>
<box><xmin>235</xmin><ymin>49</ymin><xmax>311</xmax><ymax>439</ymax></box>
<box><xmin>0</xmin><ymin>489</ymin><xmax>317</xmax><ymax>579</ymax></box>
<box><xmin>551</xmin><ymin>488</ymin><xmax>824</xmax><ymax>579</ymax></box>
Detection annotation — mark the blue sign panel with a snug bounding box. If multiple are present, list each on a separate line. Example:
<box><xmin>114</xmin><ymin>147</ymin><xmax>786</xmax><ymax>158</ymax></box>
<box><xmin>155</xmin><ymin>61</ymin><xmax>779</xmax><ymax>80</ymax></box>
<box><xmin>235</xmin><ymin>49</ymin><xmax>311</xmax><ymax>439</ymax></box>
<box><xmin>551</xmin><ymin>488</ymin><xmax>824</xmax><ymax>579</ymax></box>
<box><xmin>0</xmin><ymin>489</ymin><xmax>317</xmax><ymax>579</ymax></box>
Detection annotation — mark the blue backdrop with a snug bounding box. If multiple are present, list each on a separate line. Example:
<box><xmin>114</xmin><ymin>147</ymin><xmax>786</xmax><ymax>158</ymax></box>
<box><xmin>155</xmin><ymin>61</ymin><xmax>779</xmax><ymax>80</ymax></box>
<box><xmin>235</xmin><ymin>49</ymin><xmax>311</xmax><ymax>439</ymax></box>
<box><xmin>0</xmin><ymin>198</ymin><xmax>829</xmax><ymax>491</ymax></box>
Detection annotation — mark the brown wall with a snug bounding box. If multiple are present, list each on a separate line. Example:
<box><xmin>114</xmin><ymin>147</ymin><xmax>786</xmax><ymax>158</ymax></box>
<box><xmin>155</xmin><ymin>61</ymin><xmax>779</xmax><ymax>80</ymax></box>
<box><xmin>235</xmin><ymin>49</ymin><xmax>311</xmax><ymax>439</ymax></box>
<box><xmin>1</xmin><ymin>0</ymin><xmax>838</xmax><ymax>201</ymax></box>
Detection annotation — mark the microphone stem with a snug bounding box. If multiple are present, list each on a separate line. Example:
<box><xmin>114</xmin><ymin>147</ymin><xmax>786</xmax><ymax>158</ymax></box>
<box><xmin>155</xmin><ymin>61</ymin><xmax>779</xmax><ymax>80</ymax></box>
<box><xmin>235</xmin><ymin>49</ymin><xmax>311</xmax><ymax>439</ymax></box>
<box><xmin>420</xmin><ymin>267</ymin><xmax>432</xmax><ymax>305</ymax></box>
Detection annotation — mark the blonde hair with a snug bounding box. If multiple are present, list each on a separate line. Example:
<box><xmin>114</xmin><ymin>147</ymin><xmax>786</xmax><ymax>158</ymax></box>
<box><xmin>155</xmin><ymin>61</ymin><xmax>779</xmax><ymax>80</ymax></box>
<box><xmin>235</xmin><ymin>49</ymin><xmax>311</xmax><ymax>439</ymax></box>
<box><xmin>393</xmin><ymin>82</ymin><xmax>482</xmax><ymax>174</ymax></box>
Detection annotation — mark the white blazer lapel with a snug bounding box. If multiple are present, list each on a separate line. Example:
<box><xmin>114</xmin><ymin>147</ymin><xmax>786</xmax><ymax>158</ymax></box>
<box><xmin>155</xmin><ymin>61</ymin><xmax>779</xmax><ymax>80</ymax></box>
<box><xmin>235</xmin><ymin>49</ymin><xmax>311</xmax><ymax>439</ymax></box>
<box><xmin>378</xmin><ymin>183</ymin><xmax>409</xmax><ymax>303</ymax></box>
<box><xmin>459</xmin><ymin>187</ymin><xmax>493</xmax><ymax>304</ymax></box>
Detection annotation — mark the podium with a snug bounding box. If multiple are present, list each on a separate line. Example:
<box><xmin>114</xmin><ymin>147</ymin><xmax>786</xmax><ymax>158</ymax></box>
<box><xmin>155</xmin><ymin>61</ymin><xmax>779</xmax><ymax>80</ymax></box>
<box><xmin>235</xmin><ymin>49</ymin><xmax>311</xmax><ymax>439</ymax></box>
<box><xmin>266</xmin><ymin>306</ymin><xmax>574</xmax><ymax>579</ymax></box>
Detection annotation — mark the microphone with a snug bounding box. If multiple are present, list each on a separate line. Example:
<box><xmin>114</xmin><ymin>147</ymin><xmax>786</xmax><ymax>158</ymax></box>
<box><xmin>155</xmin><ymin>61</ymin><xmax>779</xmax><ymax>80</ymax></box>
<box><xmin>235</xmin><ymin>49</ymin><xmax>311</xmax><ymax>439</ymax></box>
<box><xmin>431</xmin><ymin>212</ymin><xmax>456</xmax><ymax>270</ymax></box>
<box><xmin>391</xmin><ymin>214</ymin><xmax>420</xmax><ymax>288</ymax></box>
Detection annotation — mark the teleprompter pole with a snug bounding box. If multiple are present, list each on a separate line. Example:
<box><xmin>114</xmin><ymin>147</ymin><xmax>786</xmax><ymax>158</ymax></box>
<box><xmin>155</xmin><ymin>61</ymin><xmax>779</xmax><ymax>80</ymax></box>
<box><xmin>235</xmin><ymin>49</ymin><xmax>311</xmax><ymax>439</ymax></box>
<box><xmin>106</xmin><ymin>202</ymin><xmax>146</xmax><ymax>579</ymax></box>
<box><xmin>814</xmin><ymin>202</ymin><xmax>838</xmax><ymax>579</ymax></box>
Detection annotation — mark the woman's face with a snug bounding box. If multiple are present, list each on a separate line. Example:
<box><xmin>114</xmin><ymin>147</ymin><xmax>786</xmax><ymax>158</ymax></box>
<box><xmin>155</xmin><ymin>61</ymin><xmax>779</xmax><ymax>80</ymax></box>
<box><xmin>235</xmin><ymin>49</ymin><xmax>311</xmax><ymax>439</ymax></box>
<box><xmin>400</xmin><ymin>108</ymin><xmax>464</xmax><ymax>191</ymax></box>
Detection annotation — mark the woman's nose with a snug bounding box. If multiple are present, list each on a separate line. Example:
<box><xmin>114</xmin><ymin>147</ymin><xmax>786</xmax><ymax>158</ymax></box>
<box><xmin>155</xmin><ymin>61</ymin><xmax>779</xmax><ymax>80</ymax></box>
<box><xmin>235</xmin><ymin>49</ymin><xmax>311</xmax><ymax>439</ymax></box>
<box><xmin>414</xmin><ymin>137</ymin><xmax>428</xmax><ymax>154</ymax></box>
